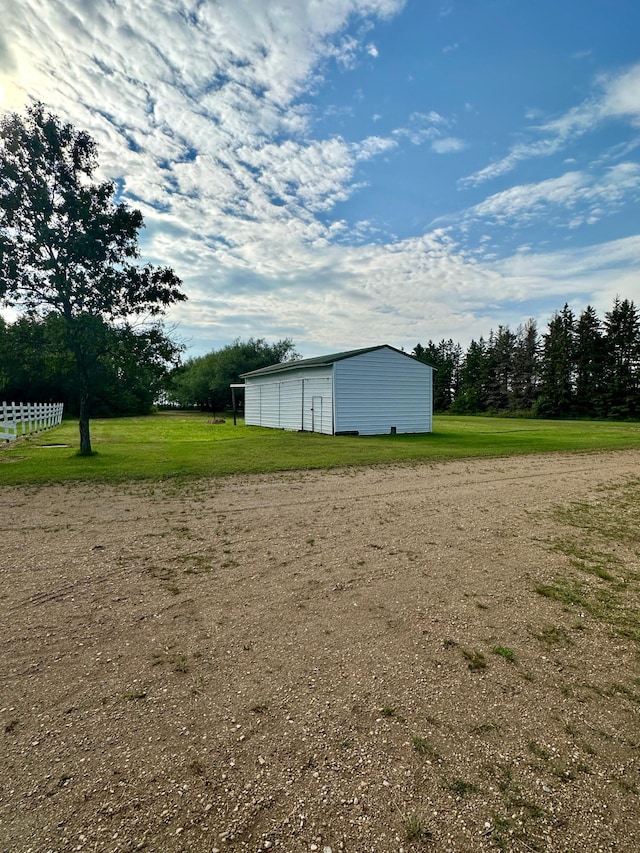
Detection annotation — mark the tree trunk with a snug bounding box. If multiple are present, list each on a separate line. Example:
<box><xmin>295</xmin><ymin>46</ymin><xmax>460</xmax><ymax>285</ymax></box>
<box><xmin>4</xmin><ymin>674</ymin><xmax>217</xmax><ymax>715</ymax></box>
<box><xmin>78</xmin><ymin>392</ymin><xmax>93</xmax><ymax>455</ymax></box>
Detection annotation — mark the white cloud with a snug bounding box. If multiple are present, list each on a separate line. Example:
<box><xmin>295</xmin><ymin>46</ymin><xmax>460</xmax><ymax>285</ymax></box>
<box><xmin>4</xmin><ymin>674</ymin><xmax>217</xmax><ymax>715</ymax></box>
<box><xmin>463</xmin><ymin>163</ymin><xmax>640</xmax><ymax>228</ymax></box>
<box><xmin>462</xmin><ymin>62</ymin><xmax>640</xmax><ymax>187</ymax></box>
<box><xmin>432</xmin><ymin>137</ymin><xmax>466</xmax><ymax>154</ymax></box>
<box><xmin>1</xmin><ymin>1</ymin><xmax>411</xmax><ymax>233</ymax></box>
<box><xmin>393</xmin><ymin>110</ymin><xmax>450</xmax><ymax>145</ymax></box>
<box><xmin>161</xmin><ymin>222</ymin><xmax>640</xmax><ymax>355</ymax></box>
<box><xmin>600</xmin><ymin>64</ymin><xmax>640</xmax><ymax>123</ymax></box>
<box><xmin>490</xmin><ymin>234</ymin><xmax>640</xmax><ymax>293</ymax></box>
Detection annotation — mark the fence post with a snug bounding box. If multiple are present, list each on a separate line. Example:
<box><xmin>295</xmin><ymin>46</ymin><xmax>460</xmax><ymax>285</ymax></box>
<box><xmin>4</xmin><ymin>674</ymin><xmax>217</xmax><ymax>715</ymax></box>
<box><xmin>0</xmin><ymin>401</ymin><xmax>64</xmax><ymax>443</ymax></box>
<box><xmin>0</xmin><ymin>401</ymin><xmax>8</xmax><ymax>442</ymax></box>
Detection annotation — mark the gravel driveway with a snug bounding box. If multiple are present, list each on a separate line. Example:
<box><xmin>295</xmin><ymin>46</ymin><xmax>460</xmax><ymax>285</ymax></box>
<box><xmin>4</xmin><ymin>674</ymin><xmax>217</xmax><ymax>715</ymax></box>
<box><xmin>2</xmin><ymin>450</ymin><xmax>639</xmax><ymax>852</ymax></box>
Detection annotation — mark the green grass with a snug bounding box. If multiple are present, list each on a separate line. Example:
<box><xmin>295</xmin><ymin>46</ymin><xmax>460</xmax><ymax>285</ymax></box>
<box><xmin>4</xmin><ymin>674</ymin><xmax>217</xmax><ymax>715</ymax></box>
<box><xmin>411</xmin><ymin>734</ymin><xmax>441</xmax><ymax>759</ymax></box>
<box><xmin>492</xmin><ymin>645</ymin><xmax>516</xmax><ymax>662</ymax></box>
<box><xmin>404</xmin><ymin>813</ymin><xmax>433</xmax><ymax>843</ymax></box>
<box><xmin>1</xmin><ymin>411</ymin><xmax>638</xmax><ymax>486</ymax></box>
<box><xmin>462</xmin><ymin>649</ymin><xmax>488</xmax><ymax>671</ymax></box>
<box><xmin>537</xmin><ymin>478</ymin><xmax>640</xmax><ymax>644</ymax></box>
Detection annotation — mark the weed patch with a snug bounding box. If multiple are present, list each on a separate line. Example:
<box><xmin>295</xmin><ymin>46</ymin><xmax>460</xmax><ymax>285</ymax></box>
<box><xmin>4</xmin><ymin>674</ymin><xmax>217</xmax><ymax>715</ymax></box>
<box><xmin>527</xmin><ymin>740</ymin><xmax>550</xmax><ymax>760</ymax></box>
<box><xmin>462</xmin><ymin>648</ymin><xmax>487</xmax><ymax>671</ymax></box>
<box><xmin>470</xmin><ymin>722</ymin><xmax>501</xmax><ymax>735</ymax></box>
<box><xmin>122</xmin><ymin>689</ymin><xmax>147</xmax><ymax>701</ymax></box>
<box><xmin>448</xmin><ymin>777</ymin><xmax>479</xmax><ymax>798</ymax></box>
<box><xmin>532</xmin><ymin>624</ymin><xmax>574</xmax><ymax>648</ymax></box>
<box><xmin>411</xmin><ymin>734</ymin><xmax>440</xmax><ymax>760</ymax></box>
<box><xmin>404</xmin><ymin>813</ymin><xmax>433</xmax><ymax>843</ymax></box>
<box><xmin>492</xmin><ymin>645</ymin><xmax>516</xmax><ymax>662</ymax></box>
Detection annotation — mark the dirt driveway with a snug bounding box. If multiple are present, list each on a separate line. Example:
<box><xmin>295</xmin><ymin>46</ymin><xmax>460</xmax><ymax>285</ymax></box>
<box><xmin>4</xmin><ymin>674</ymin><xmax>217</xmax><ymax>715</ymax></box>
<box><xmin>1</xmin><ymin>450</ymin><xmax>639</xmax><ymax>852</ymax></box>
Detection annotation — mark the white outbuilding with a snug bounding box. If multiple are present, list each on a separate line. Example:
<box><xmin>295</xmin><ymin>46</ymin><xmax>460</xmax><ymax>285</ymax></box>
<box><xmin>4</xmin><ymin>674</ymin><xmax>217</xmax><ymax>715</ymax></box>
<box><xmin>241</xmin><ymin>344</ymin><xmax>433</xmax><ymax>435</ymax></box>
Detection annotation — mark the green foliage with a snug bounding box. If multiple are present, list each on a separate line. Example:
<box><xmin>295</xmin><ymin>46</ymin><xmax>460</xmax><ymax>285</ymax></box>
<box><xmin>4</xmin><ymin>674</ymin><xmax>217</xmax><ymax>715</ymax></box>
<box><xmin>168</xmin><ymin>337</ymin><xmax>299</xmax><ymax>412</ymax></box>
<box><xmin>604</xmin><ymin>297</ymin><xmax>640</xmax><ymax>419</ymax></box>
<box><xmin>414</xmin><ymin>338</ymin><xmax>461</xmax><ymax>412</ymax></box>
<box><xmin>416</xmin><ymin>297</ymin><xmax>640</xmax><ymax>420</ymax></box>
<box><xmin>492</xmin><ymin>645</ymin><xmax>516</xmax><ymax>662</ymax></box>
<box><xmin>536</xmin><ymin>304</ymin><xmax>576</xmax><ymax>418</ymax></box>
<box><xmin>485</xmin><ymin>325</ymin><xmax>519</xmax><ymax>412</ymax></box>
<box><xmin>0</xmin><ymin>312</ymin><xmax>181</xmax><ymax>416</ymax></box>
<box><xmin>404</xmin><ymin>813</ymin><xmax>433</xmax><ymax>843</ymax></box>
<box><xmin>451</xmin><ymin>337</ymin><xmax>488</xmax><ymax>414</ymax></box>
<box><xmin>574</xmin><ymin>305</ymin><xmax>607</xmax><ymax>417</ymax></box>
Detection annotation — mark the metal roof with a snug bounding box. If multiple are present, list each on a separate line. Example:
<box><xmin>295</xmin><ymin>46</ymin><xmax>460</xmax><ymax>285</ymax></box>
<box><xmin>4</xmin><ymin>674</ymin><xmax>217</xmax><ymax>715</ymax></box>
<box><xmin>241</xmin><ymin>344</ymin><xmax>433</xmax><ymax>378</ymax></box>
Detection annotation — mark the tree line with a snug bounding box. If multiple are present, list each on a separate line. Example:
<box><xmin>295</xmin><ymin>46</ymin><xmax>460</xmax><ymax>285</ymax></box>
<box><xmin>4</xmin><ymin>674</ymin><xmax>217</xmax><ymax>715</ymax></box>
<box><xmin>413</xmin><ymin>297</ymin><xmax>640</xmax><ymax>419</ymax></box>
<box><xmin>4</xmin><ymin>296</ymin><xmax>638</xmax><ymax>424</ymax></box>
<box><xmin>0</xmin><ymin>312</ymin><xmax>181</xmax><ymax>418</ymax></box>
<box><xmin>167</xmin><ymin>338</ymin><xmax>299</xmax><ymax>413</ymax></box>
<box><xmin>0</xmin><ymin>312</ymin><xmax>297</xmax><ymax>417</ymax></box>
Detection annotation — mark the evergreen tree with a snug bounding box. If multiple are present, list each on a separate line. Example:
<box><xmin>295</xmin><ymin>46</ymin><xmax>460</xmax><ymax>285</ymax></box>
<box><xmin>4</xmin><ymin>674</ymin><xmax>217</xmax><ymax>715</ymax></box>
<box><xmin>574</xmin><ymin>306</ymin><xmax>606</xmax><ymax>417</ymax></box>
<box><xmin>486</xmin><ymin>325</ymin><xmax>517</xmax><ymax>412</ymax></box>
<box><xmin>603</xmin><ymin>297</ymin><xmax>640</xmax><ymax>418</ymax></box>
<box><xmin>452</xmin><ymin>337</ymin><xmax>490</xmax><ymax>413</ymax></box>
<box><xmin>510</xmin><ymin>320</ymin><xmax>539</xmax><ymax>412</ymax></box>
<box><xmin>416</xmin><ymin>339</ymin><xmax>460</xmax><ymax>412</ymax></box>
<box><xmin>536</xmin><ymin>304</ymin><xmax>576</xmax><ymax>417</ymax></box>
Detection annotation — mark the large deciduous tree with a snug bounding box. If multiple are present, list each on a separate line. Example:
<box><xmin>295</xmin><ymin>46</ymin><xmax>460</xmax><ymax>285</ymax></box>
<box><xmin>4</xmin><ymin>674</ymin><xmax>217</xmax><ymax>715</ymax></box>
<box><xmin>0</xmin><ymin>312</ymin><xmax>182</xmax><ymax>416</ymax></box>
<box><xmin>0</xmin><ymin>103</ymin><xmax>186</xmax><ymax>454</ymax></box>
<box><xmin>169</xmin><ymin>337</ymin><xmax>299</xmax><ymax>412</ymax></box>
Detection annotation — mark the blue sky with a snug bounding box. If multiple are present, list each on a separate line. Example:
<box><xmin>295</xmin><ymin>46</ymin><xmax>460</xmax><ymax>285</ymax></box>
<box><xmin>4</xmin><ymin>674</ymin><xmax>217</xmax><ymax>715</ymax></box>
<box><xmin>2</xmin><ymin>0</ymin><xmax>639</xmax><ymax>358</ymax></box>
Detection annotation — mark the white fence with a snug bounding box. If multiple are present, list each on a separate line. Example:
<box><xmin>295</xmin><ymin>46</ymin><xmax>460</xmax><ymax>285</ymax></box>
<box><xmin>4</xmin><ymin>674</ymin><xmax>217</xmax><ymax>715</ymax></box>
<box><xmin>0</xmin><ymin>401</ymin><xmax>64</xmax><ymax>442</ymax></box>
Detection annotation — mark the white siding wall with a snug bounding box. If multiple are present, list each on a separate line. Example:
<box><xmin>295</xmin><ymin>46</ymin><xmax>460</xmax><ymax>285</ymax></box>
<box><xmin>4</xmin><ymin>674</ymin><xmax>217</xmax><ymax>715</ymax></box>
<box><xmin>278</xmin><ymin>379</ymin><xmax>303</xmax><ymax>430</ymax></box>
<box><xmin>244</xmin><ymin>367</ymin><xmax>333</xmax><ymax>433</ymax></box>
<box><xmin>301</xmin><ymin>375</ymin><xmax>333</xmax><ymax>433</ymax></box>
<box><xmin>333</xmin><ymin>348</ymin><xmax>432</xmax><ymax>435</ymax></box>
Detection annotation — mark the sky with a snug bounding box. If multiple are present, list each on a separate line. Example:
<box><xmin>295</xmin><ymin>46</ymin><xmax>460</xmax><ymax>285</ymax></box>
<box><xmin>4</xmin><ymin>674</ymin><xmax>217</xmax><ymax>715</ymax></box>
<box><xmin>1</xmin><ymin>0</ymin><xmax>639</xmax><ymax>359</ymax></box>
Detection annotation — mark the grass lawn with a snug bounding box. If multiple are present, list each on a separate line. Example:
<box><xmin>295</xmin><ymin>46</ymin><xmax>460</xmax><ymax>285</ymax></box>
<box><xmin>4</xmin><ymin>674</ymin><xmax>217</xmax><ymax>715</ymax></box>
<box><xmin>1</xmin><ymin>411</ymin><xmax>638</xmax><ymax>486</ymax></box>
